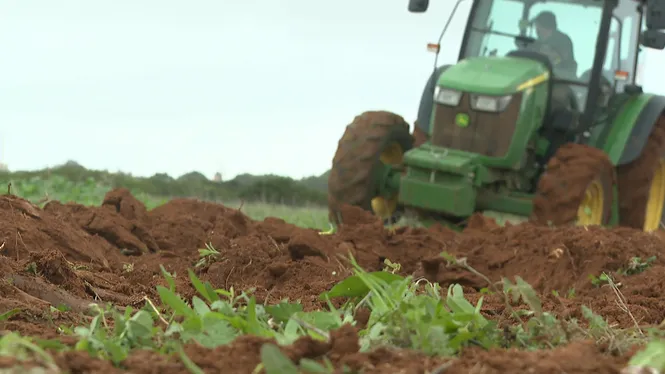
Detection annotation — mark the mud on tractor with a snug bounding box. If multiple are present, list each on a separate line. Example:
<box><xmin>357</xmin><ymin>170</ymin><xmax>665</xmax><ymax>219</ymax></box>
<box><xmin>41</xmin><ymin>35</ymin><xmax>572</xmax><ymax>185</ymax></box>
<box><xmin>327</xmin><ymin>0</ymin><xmax>665</xmax><ymax>231</ymax></box>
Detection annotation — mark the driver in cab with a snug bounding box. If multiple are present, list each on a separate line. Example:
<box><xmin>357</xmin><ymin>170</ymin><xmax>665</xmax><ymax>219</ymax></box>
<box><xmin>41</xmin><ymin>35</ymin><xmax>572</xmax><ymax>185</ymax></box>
<box><xmin>528</xmin><ymin>11</ymin><xmax>578</xmax><ymax>79</ymax></box>
<box><xmin>521</xmin><ymin>11</ymin><xmax>579</xmax><ymax>113</ymax></box>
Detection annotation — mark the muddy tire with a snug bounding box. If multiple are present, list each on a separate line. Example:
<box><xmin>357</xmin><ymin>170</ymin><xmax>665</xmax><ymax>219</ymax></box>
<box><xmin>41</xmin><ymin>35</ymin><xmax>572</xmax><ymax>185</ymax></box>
<box><xmin>327</xmin><ymin>111</ymin><xmax>413</xmax><ymax>225</ymax></box>
<box><xmin>531</xmin><ymin>143</ymin><xmax>615</xmax><ymax>226</ymax></box>
<box><xmin>616</xmin><ymin>116</ymin><xmax>665</xmax><ymax>231</ymax></box>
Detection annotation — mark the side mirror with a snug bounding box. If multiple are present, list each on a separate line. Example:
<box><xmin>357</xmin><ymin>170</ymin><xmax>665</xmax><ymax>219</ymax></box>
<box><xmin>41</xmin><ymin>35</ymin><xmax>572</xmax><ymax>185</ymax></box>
<box><xmin>641</xmin><ymin>29</ymin><xmax>665</xmax><ymax>49</ymax></box>
<box><xmin>646</xmin><ymin>0</ymin><xmax>665</xmax><ymax>29</ymax></box>
<box><xmin>408</xmin><ymin>0</ymin><xmax>429</xmax><ymax>12</ymax></box>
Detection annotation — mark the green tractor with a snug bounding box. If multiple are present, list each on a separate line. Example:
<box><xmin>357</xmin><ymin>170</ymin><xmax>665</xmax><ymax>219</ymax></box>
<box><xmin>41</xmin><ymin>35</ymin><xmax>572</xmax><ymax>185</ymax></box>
<box><xmin>327</xmin><ymin>0</ymin><xmax>665</xmax><ymax>231</ymax></box>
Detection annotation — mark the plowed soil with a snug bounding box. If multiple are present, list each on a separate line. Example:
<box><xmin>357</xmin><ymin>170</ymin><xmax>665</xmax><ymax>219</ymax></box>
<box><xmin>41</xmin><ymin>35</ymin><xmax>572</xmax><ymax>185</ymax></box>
<box><xmin>1</xmin><ymin>188</ymin><xmax>664</xmax><ymax>373</ymax></box>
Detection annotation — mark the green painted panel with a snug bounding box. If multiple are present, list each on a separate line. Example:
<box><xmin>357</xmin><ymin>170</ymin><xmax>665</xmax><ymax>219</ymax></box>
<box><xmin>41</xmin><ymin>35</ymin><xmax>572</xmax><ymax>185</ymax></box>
<box><xmin>437</xmin><ymin>56</ymin><xmax>548</xmax><ymax>95</ymax></box>
<box><xmin>599</xmin><ymin>94</ymin><xmax>652</xmax><ymax>163</ymax></box>
<box><xmin>399</xmin><ymin>175</ymin><xmax>476</xmax><ymax>217</ymax></box>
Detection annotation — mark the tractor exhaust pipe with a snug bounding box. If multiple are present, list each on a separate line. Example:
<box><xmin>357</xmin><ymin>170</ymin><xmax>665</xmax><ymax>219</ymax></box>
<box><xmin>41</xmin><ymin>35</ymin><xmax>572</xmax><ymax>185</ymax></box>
<box><xmin>408</xmin><ymin>0</ymin><xmax>429</xmax><ymax>12</ymax></box>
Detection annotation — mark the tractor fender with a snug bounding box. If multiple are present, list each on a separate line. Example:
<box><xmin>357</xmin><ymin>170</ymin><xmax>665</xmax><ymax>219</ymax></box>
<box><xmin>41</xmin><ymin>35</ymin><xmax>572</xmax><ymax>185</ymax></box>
<box><xmin>416</xmin><ymin>64</ymin><xmax>452</xmax><ymax>133</ymax></box>
<box><xmin>617</xmin><ymin>94</ymin><xmax>665</xmax><ymax>166</ymax></box>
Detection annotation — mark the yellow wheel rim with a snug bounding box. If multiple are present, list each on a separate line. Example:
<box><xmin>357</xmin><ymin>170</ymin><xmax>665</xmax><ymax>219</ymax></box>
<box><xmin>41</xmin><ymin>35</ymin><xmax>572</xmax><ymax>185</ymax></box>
<box><xmin>371</xmin><ymin>197</ymin><xmax>398</xmax><ymax>219</ymax></box>
<box><xmin>644</xmin><ymin>159</ymin><xmax>665</xmax><ymax>232</ymax></box>
<box><xmin>371</xmin><ymin>142</ymin><xmax>404</xmax><ymax>219</ymax></box>
<box><xmin>576</xmin><ymin>179</ymin><xmax>604</xmax><ymax>226</ymax></box>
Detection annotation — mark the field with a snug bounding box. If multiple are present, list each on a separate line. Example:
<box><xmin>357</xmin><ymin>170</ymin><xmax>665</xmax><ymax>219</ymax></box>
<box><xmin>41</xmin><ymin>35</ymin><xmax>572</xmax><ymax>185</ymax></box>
<box><xmin>1</xmin><ymin>175</ymin><xmax>665</xmax><ymax>373</ymax></box>
<box><xmin>4</xmin><ymin>172</ymin><xmax>331</xmax><ymax>230</ymax></box>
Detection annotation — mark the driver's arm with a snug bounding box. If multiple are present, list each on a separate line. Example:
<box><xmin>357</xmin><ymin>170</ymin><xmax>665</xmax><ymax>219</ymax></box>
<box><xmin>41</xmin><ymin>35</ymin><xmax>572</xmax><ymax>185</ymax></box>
<box><xmin>556</xmin><ymin>34</ymin><xmax>574</xmax><ymax>66</ymax></box>
<box><xmin>543</xmin><ymin>33</ymin><xmax>574</xmax><ymax>67</ymax></box>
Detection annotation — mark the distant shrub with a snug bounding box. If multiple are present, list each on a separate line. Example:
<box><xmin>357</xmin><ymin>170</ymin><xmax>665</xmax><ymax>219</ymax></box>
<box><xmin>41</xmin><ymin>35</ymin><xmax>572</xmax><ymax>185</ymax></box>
<box><xmin>238</xmin><ymin>176</ymin><xmax>327</xmax><ymax>206</ymax></box>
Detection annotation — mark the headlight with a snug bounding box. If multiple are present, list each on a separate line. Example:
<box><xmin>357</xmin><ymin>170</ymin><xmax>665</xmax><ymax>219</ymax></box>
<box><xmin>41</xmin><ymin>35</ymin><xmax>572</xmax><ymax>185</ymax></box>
<box><xmin>469</xmin><ymin>94</ymin><xmax>513</xmax><ymax>112</ymax></box>
<box><xmin>434</xmin><ymin>87</ymin><xmax>462</xmax><ymax>106</ymax></box>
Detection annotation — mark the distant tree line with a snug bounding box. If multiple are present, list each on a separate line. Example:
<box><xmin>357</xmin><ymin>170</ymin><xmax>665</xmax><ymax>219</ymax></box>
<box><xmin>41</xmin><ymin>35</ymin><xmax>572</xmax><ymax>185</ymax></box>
<box><xmin>0</xmin><ymin>161</ymin><xmax>329</xmax><ymax>206</ymax></box>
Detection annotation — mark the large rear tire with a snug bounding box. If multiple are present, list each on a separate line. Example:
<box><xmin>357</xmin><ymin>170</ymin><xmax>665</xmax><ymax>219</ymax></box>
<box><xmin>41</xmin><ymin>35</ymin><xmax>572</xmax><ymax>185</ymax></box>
<box><xmin>531</xmin><ymin>143</ymin><xmax>615</xmax><ymax>226</ymax></box>
<box><xmin>327</xmin><ymin>111</ymin><xmax>413</xmax><ymax>225</ymax></box>
<box><xmin>616</xmin><ymin>116</ymin><xmax>665</xmax><ymax>232</ymax></box>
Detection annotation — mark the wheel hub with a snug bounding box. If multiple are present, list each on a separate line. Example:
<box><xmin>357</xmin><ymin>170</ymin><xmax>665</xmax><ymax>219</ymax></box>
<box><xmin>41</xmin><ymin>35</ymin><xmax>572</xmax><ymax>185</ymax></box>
<box><xmin>576</xmin><ymin>179</ymin><xmax>604</xmax><ymax>226</ymax></box>
<box><xmin>371</xmin><ymin>142</ymin><xmax>404</xmax><ymax>219</ymax></box>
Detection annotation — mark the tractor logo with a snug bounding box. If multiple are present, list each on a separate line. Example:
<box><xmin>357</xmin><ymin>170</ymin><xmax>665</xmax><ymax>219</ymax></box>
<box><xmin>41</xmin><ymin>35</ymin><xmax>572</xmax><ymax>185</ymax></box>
<box><xmin>455</xmin><ymin>113</ymin><xmax>470</xmax><ymax>128</ymax></box>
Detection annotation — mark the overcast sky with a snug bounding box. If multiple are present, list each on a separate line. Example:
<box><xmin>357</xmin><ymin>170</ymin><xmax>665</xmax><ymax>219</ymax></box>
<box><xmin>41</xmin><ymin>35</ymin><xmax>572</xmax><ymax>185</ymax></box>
<box><xmin>1</xmin><ymin>1</ymin><xmax>663</xmax><ymax>179</ymax></box>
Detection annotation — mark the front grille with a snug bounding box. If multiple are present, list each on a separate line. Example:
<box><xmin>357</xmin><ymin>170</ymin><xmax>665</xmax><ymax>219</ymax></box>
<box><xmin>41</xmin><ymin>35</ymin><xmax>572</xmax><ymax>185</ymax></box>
<box><xmin>430</xmin><ymin>92</ymin><xmax>523</xmax><ymax>158</ymax></box>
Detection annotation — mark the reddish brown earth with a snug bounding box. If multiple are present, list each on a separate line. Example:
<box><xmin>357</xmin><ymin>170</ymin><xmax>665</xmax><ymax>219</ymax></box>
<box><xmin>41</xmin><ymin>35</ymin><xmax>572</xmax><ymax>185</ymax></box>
<box><xmin>1</xmin><ymin>189</ymin><xmax>664</xmax><ymax>373</ymax></box>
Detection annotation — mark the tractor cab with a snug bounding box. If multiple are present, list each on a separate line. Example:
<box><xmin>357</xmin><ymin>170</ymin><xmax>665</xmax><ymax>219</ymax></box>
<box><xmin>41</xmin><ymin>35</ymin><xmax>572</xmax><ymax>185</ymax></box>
<box><xmin>459</xmin><ymin>0</ymin><xmax>648</xmax><ymax>163</ymax></box>
<box><xmin>460</xmin><ymin>0</ymin><xmax>634</xmax><ymax>114</ymax></box>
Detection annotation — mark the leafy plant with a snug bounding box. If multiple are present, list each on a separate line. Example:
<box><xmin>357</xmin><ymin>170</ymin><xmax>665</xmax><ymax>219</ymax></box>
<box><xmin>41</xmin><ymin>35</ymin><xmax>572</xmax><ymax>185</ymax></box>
<box><xmin>625</xmin><ymin>340</ymin><xmax>665</xmax><ymax>372</ymax></box>
<box><xmin>195</xmin><ymin>243</ymin><xmax>222</xmax><ymax>268</ymax></box>
<box><xmin>589</xmin><ymin>256</ymin><xmax>657</xmax><ymax>287</ymax></box>
<box><xmin>0</xmin><ymin>250</ymin><xmax>657</xmax><ymax>372</ymax></box>
<box><xmin>623</xmin><ymin>256</ymin><xmax>656</xmax><ymax>276</ymax></box>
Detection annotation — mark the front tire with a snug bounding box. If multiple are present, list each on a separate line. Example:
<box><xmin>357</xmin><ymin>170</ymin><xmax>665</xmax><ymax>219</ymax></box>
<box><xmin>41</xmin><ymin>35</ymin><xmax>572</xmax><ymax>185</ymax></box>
<box><xmin>327</xmin><ymin>111</ymin><xmax>413</xmax><ymax>225</ymax></box>
<box><xmin>531</xmin><ymin>143</ymin><xmax>615</xmax><ymax>226</ymax></box>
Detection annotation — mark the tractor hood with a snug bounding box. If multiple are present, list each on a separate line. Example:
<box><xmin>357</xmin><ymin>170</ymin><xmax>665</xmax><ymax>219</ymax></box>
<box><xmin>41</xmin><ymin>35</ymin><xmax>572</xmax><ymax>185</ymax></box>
<box><xmin>437</xmin><ymin>56</ymin><xmax>549</xmax><ymax>96</ymax></box>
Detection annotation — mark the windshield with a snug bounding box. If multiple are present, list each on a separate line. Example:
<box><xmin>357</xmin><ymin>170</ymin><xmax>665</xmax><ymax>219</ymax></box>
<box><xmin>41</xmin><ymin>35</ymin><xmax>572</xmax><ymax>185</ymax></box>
<box><xmin>461</xmin><ymin>0</ymin><xmax>604</xmax><ymax>84</ymax></box>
